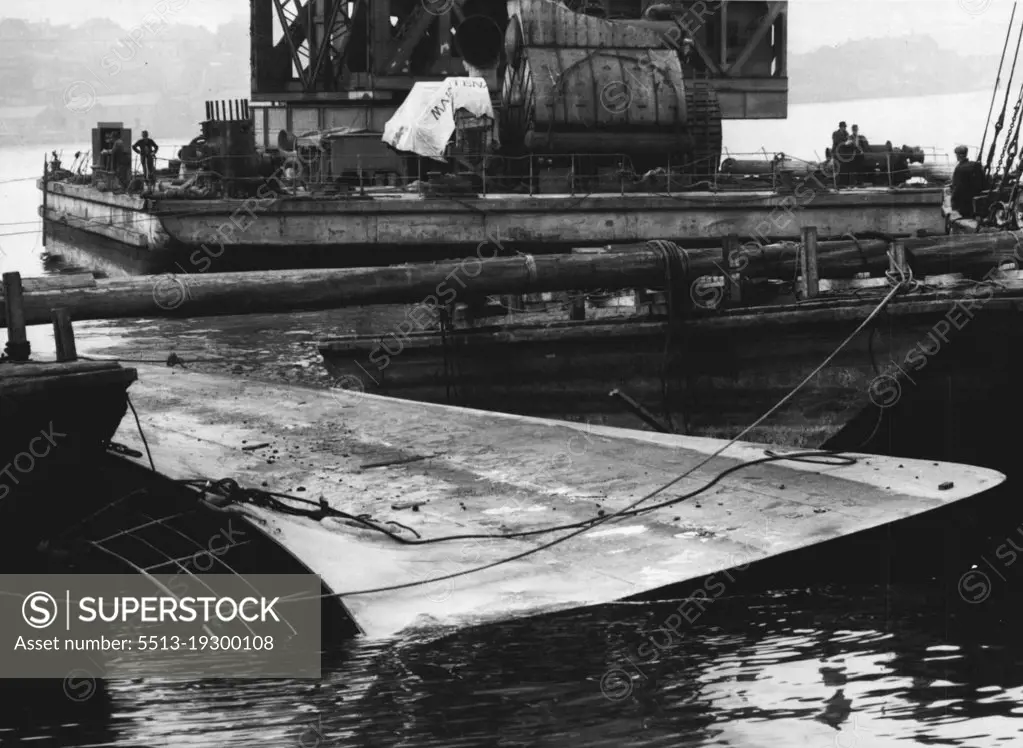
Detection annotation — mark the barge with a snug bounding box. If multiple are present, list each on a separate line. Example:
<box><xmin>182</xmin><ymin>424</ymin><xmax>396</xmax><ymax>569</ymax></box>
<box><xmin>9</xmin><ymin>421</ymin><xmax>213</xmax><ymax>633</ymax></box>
<box><xmin>37</xmin><ymin>0</ymin><xmax>951</xmax><ymax>274</ymax></box>
<box><xmin>316</xmin><ymin>228</ymin><xmax>1023</xmax><ymax>450</ymax></box>
<box><xmin>39</xmin><ymin>177</ymin><xmax>948</xmax><ymax>274</ymax></box>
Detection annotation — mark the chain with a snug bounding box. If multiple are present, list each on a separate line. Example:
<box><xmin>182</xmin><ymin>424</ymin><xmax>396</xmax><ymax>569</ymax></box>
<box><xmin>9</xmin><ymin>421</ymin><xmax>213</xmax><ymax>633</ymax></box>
<box><xmin>994</xmin><ymin>94</ymin><xmax>1023</xmax><ymax>190</ymax></box>
<box><xmin>1005</xmin><ymin>133</ymin><xmax>1021</xmax><ymax>187</ymax></box>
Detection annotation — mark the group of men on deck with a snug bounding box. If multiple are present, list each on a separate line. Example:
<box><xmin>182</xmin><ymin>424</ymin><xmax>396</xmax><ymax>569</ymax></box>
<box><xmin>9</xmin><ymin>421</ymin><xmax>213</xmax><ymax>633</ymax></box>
<box><xmin>829</xmin><ymin>121</ymin><xmax>870</xmax><ymax>185</ymax></box>
<box><xmin>830</xmin><ymin>120</ymin><xmax>986</xmax><ymax>218</ymax></box>
<box><xmin>100</xmin><ymin>130</ymin><xmax>160</xmax><ymax>190</ymax></box>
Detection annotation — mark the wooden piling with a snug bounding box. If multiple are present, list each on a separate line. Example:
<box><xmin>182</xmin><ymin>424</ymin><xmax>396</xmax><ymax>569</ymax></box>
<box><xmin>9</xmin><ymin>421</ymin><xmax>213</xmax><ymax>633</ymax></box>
<box><xmin>51</xmin><ymin>308</ymin><xmax>77</xmax><ymax>362</ymax></box>
<box><xmin>2</xmin><ymin>272</ymin><xmax>29</xmax><ymax>361</ymax></box>
<box><xmin>800</xmin><ymin>226</ymin><xmax>820</xmax><ymax>299</ymax></box>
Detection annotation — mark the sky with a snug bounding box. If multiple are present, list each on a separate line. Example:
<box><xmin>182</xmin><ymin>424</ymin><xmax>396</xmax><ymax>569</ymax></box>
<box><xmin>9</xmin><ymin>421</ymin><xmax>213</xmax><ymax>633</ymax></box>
<box><xmin>0</xmin><ymin>0</ymin><xmax>1014</xmax><ymax>56</ymax></box>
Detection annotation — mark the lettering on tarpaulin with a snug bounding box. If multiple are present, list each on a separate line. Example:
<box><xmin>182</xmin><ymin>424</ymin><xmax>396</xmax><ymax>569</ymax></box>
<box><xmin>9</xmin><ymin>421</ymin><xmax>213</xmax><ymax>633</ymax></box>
<box><xmin>430</xmin><ymin>89</ymin><xmax>453</xmax><ymax>120</ymax></box>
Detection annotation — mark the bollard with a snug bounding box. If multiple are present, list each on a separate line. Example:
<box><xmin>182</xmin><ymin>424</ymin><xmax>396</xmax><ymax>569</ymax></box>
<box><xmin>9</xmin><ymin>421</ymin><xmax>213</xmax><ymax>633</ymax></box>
<box><xmin>889</xmin><ymin>239</ymin><xmax>908</xmax><ymax>280</ymax></box>
<box><xmin>2</xmin><ymin>272</ymin><xmax>30</xmax><ymax>361</ymax></box>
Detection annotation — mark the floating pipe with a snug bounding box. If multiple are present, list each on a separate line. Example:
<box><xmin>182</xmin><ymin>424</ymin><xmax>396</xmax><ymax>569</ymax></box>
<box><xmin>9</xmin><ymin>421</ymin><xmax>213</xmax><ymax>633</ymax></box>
<box><xmin>7</xmin><ymin>231</ymin><xmax>1023</xmax><ymax>326</ymax></box>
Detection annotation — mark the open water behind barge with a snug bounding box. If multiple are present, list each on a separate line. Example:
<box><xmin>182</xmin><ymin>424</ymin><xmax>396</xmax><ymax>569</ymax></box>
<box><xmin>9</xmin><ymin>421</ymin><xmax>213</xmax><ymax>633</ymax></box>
<box><xmin>7</xmin><ymin>139</ymin><xmax>1023</xmax><ymax>744</ymax></box>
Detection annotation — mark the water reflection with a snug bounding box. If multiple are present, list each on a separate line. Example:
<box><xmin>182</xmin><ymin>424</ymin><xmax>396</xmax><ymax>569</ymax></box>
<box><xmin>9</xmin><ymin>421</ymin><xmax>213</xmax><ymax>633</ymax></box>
<box><xmin>22</xmin><ymin>584</ymin><xmax>1014</xmax><ymax>747</ymax></box>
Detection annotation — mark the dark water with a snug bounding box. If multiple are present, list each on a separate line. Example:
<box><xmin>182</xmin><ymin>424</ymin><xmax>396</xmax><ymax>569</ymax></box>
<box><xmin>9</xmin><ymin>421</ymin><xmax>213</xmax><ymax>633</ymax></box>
<box><xmin>6</xmin><ymin>583</ymin><xmax>1023</xmax><ymax>747</ymax></box>
<box><xmin>5</xmin><ymin>145</ymin><xmax>1023</xmax><ymax>747</ymax></box>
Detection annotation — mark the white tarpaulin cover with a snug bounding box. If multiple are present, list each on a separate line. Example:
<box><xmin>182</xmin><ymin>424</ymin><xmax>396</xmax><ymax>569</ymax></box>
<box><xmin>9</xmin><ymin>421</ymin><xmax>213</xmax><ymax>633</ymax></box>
<box><xmin>382</xmin><ymin>77</ymin><xmax>495</xmax><ymax>162</ymax></box>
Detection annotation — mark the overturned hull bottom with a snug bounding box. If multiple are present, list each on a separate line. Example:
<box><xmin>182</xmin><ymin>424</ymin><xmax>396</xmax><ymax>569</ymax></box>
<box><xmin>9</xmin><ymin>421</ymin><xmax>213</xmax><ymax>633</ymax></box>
<box><xmin>318</xmin><ymin>293</ymin><xmax>1023</xmax><ymax>459</ymax></box>
<box><xmin>105</xmin><ymin>365</ymin><xmax>1008</xmax><ymax>638</ymax></box>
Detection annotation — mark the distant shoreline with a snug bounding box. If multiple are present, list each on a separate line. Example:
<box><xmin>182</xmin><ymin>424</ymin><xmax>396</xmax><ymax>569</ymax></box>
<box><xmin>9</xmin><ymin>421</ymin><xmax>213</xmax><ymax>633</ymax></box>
<box><xmin>1</xmin><ymin>86</ymin><xmax>993</xmax><ymax>153</ymax></box>
<box><xmin>790</xmin><ymin>84</ymin><xmax>991</xmax><ymax>107</ymax></box>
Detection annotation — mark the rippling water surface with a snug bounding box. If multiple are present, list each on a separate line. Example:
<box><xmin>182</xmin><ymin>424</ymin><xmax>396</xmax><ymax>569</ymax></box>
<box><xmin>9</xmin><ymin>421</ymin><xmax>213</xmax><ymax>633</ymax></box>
<box><xmin>5</xmin><ymin>587</ymin><xmax>1023</xmax><ymax>747</ymax></box>
<box><xmin>4</xmin><ymin>100</ymin><xmax>1023</xmax><ymax>747</ymax></box>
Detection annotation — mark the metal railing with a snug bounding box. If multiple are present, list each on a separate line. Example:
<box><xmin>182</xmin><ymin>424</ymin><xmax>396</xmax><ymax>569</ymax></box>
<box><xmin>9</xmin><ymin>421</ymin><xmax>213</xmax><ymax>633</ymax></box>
<box><xmin>59</xmin><ymin>142</ymin><xmax>953</xmax><ymax>199</ymax></box>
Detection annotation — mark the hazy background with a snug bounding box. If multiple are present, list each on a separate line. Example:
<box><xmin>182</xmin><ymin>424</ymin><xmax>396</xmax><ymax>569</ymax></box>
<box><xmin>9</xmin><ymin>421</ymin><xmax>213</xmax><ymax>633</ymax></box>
<box><xmin>0</xmin><ymin>0</ymin><xmax>1013</xmax><ymax>144</ymax></box>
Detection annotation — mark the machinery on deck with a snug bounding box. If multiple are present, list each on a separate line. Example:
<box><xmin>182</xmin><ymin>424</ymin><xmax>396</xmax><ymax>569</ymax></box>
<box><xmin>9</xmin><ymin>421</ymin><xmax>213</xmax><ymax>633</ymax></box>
<box><xmin>176</xmin><ymin>100</ymin><xmax>289</xmax><ymax>198</ymax></box>
<box><xmin>249</xmin><ymin>0</ymin><xmax>788</xmax><ymax>187</ymax></box>
<box><xmin>498</xmin><ymin>0</ymin><xmax>722</xmax><ymax>179</ymax></box>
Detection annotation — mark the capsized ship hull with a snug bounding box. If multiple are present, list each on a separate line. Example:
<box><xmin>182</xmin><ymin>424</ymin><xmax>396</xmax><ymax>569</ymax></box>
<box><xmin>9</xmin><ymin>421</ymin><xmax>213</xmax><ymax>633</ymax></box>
<box><xmin>111</xmin><ymin>365</ymin><xmax>1004</xmax><ymax>638</ymax></box>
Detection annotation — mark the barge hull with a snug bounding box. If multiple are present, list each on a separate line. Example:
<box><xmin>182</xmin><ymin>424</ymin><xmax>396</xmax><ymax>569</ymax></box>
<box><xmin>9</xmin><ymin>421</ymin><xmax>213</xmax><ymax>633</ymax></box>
<box><xmin>318</xmin><ymin>288</ymin><xmax>1023</xmax><ymax>448</ymax></box>
<box><xmin>40</xmin><ymin>179</ymin><xmax>947</xmax><ymax>272</ymax></box>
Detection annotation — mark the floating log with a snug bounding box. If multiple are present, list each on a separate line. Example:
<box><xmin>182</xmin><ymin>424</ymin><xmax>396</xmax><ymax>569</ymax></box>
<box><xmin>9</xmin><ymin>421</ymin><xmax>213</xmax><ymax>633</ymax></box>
<box><xmin>3</xmin><ymin>231</ymin><xmax>1022</xmax><ymax>326</ymax></box>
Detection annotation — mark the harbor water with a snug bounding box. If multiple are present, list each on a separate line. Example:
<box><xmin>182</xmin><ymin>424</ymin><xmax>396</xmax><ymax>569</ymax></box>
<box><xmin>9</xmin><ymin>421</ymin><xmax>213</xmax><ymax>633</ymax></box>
<box><xmin>4</xmin><ymin>90</ymin><xmax>1023</xmax><ymax>747</ymax></box>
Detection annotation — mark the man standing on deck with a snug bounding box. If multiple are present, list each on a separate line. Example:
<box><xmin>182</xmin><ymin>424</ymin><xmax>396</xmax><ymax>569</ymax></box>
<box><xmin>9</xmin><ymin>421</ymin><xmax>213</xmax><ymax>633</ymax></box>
<box><xmin>951</xmin><ymin>145</ymin><xmax>985</xmax><ymax>218</ymax></box>
<box><xmin>847</xmin><ymin>125</ymin><xmax>869</xmax><ymax>185</ymax></box>
<box><xmin>132</xmin><ymin>130</ymin><xmax>159</xmax><ymax>183</ymax></box>
<box><xmin>680</xmin><ymin>37</ymin><xmax>704</xmax><ymax>75</ymax></box>
<box><xmin>111</xmin><ymin>131</ymin><xmax>129</xmax><ymax>190</ymax></box>
<box><xmin>831</xmin><ymin>121</ymin><xmax>848</xmax><ymax>154</ymax></box>
<box><xmin>830</xmin><ymin>121</ymin><xmax>849</xmax><ymax>185</ymax></box>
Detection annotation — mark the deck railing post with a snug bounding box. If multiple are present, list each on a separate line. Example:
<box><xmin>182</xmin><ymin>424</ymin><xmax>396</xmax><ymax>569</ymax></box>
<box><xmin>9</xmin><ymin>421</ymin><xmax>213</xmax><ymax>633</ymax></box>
<box><xmin>799</xmin><ymin>226</ymin><xmax>820</xmax><ymax>299</ymax></box>
<box><xmin>51</xmin><ymin>308</ymin><xmax>77</xmax><ymax>362</ymax></box>
<box><xmin>2</xmin><ymin>272</ymin><xmax>30</xmax><ymax>361</ymax></box>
